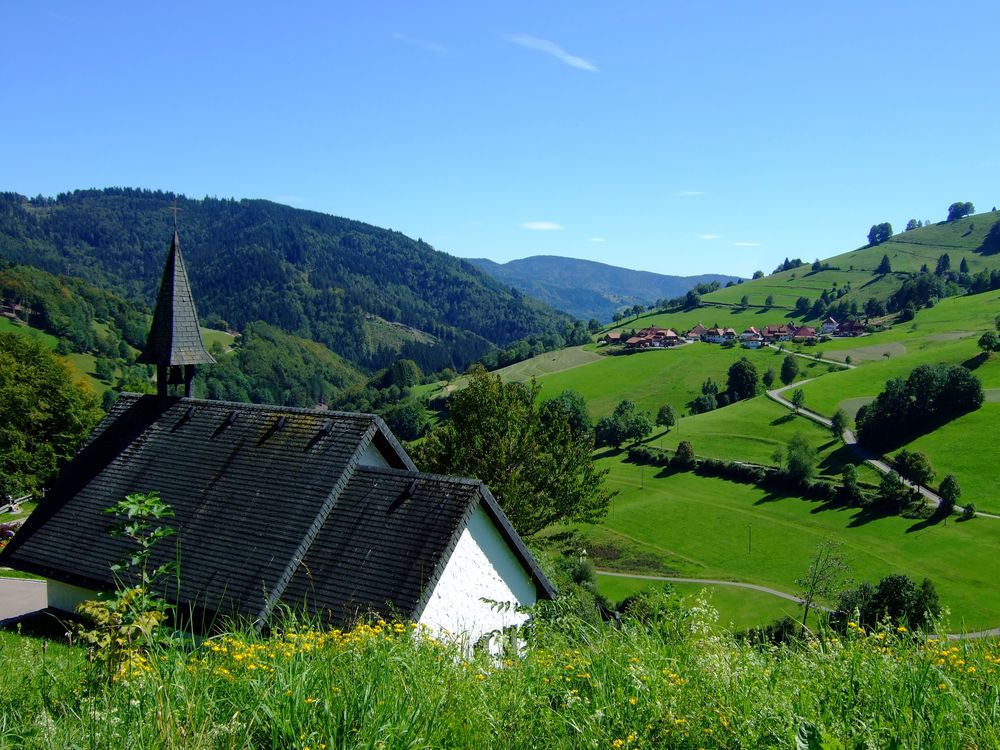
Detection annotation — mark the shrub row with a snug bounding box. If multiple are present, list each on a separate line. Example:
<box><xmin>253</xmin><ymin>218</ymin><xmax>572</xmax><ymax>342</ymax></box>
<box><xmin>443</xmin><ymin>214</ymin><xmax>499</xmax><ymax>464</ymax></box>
<box><xmin>626</xmin><ymin>445</ymin><xmax>842</xmax><ymax>502</ymax></box>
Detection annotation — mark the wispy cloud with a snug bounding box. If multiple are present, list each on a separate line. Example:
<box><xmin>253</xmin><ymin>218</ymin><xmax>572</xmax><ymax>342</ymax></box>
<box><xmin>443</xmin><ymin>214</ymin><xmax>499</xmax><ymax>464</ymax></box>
<box><xmin>504</xmin><ymin>34</ymin><xmax>597</xmax><ymax>72</ymax></box>
<box><xmin>391</xmin><ymin>32</ymin><xmax>447</xmax><ymax>54</ymax></box>
<box><xmin>675</xmin><ymin>190</ymin><xmax>704</xmax><ymax>197</ymax></box>
<box><xmin>521</xmin><ymin>221</ymin><xmax>564</xmax><ymax>231</ymax></box>
<box><xmin>589</xmin><ymin>237</ymin><xmax>608</xmax><ymax>243</ymax></box>
<box><xmin>733</xmin><ymin>241</ymin><xmax>760</xmax><ymax>247</ymax></box>
<box><xmin>699</xmin><ymin>234</ymin><xmax>719</xmax><ymax>240</ymax></box>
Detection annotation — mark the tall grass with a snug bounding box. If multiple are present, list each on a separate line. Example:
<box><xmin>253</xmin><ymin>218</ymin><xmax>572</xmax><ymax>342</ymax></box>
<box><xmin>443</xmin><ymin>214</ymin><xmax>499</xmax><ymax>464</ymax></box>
<box><xmin>2</xmin><ymin>597</ymin><xmax>999</xmax><ymax>749</ymax></box>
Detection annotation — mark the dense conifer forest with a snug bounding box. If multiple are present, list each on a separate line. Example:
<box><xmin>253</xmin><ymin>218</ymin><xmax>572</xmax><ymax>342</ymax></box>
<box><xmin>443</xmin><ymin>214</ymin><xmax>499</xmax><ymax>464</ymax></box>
<box><xmin>0</xmin><ymin>189</ymin><xmax>586</xmax><ymax>374</ymax></box>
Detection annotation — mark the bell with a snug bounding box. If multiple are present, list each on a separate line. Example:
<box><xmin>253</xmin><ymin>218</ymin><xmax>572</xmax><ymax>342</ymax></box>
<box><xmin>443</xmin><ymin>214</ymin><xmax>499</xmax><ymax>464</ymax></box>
<box><xmin>167</xmin><ymin>365</ymin><xmax>186</xmax><ymax>385</ymax></box>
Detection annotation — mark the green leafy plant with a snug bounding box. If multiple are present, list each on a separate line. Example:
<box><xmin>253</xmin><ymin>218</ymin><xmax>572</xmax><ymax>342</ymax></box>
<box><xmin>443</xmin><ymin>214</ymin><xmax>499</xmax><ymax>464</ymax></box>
<box><xmin>75</xmin><ymin>491</ymin><xmax>176</xmax><ymax>680</ymax></box>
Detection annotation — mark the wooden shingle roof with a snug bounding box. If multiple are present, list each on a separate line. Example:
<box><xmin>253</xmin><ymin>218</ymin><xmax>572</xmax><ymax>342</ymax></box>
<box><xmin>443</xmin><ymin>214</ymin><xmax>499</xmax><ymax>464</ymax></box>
<box><xmin>137</xmin><ymin>230</ymin><xmax>215</xmax><ymax>367</ymax></box>
<box><xmin>1</xmin><ymin>394</ymin><xmax>554</xmax><ymax>627</ymax></box>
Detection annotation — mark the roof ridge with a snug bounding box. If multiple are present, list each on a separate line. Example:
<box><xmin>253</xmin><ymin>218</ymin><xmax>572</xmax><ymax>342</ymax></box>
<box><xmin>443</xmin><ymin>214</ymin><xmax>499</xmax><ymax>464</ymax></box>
<box><xmin>353</xmin><ymin>464</ymin><xmax>484</xmax><ymax>487</ymax></box>
<box><xmin>118</xmin><ymin>393</ymin><xmax>380</xmax><ymax>420</ymax></box>
<box><xmin>253</xmin><ymin>420</ymin><xmax>382</xmax><ymax>628</ymax></box>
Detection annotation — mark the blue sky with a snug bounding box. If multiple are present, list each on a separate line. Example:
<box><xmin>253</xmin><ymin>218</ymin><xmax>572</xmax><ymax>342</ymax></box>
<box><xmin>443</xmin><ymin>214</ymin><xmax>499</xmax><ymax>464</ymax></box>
<box><xmin>4</xmin><ymin>2</ymin><xmax>999</xmax><ymax>277</ymax></box>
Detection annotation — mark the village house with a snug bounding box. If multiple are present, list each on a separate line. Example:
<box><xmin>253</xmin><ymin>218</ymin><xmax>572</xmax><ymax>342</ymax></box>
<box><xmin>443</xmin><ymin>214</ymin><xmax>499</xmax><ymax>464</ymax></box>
<box><xmin>740</xmin><ymin>326</ymin><xmax>764</xmax><ymax>348</ymax></box>
<box><xmin>821</xmin><ymin>316</ymin><xmax>839</xmax><ymax>335</ymax></box>
<box><xmin>604</xmin><ymin>331</ymin><xmax>622</xmax><ymax>344</ymax></box>
<box><xmin>624</xmin><ymin>326</ymin><xmax>680</xmax><ymax>349</ymax></box>
<box><xmin>761</xmin><ymin>323</ymin><xmax>795</xmax><ymax>342</ymax></box>
<box><xmin>704</xmin><ymin>326</ymin><xmax>737</xmax><ymax>344</ymax></box>
<box><xmin>0</xmin><ymin>229</ymin><xmax>555</xmax><ymax>645</ymax></box>
<box><xmin>837</xmin><ymin>319</ymin><xmax>866</xmax><ymax>337</ymax></box>
<box><xmin>792</xmin><ymin>325</ymin><xmax>818</xmax><ymax>342</ymax></box>
<box><xmin>686</xmin><ymin>323</ymin><xmax>708</xmax><ymax>340</ymax></box>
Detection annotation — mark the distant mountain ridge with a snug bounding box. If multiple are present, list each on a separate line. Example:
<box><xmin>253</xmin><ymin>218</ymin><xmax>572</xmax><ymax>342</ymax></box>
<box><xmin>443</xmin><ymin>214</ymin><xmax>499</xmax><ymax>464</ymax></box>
<box><xmin>467</xmin><ymin>255</ymin><xmax>739</xmax><ymax>322</ymax></box>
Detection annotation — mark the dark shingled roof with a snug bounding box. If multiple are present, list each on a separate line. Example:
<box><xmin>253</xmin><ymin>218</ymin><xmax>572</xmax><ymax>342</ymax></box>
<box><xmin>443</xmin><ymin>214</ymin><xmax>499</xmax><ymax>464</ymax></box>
<box><xmin>1</xmin><ymin>394</ymin><xmax>554</xmax><ymax>627</ymax></box>
<box><xmin>137</xmin><ymin>230</ymin><xmax>215</xmax><ymax>367</ymax></box>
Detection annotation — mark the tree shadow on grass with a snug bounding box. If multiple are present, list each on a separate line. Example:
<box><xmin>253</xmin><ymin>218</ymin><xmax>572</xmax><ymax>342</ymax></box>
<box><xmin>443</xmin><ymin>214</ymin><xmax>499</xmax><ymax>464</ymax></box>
<box><xmin>818</xmin><ymin>445</ymin><xmax>858</xmax><ymax>476</ymax></box>
<box><xmin>0</xmin><ymin>608</ymin><xmax>74</xmax><ymax>640</ymax></box>
<box><xmin>653</xmin><ymin>465</ymin><xmax>681</xmax><ymax>480</ymax></box>
<box><xmin>594</xmin><ymin>447</ymin><xmax>624</xmax><ymax>460</ymax></box>
<box><xmin>962</xmin><ymin>352</ymin><xmax>989</xmax><ymax>371</ymax></box>
<box><xmin>846</xmin><ymin>503</ymin><xmax>898</xmax><ymax>528</ymax></box>
<box><xmin>906</xmin><ymin>505</ymin><xmax>951</xmax><ymax>534</ymax></box>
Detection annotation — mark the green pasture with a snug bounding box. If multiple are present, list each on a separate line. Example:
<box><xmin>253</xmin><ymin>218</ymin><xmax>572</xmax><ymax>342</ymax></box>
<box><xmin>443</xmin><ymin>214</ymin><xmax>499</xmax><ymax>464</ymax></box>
<box><xmin>698</xmin><ymin>212</ymin><xmax>1000</xmax><ymax>315</ymax></box>
<box><xmin>892</xmin><ymin>405</ymin><xmax>1000</xmax><ymax>516</ymax></box>
<box><xmin>705</xmin><ymin>268</ymin><xmax>885</xmax><ymax>310</ymax></box>
<box><xmin>534</xmin><ymin>344</ymin><xmax>823</xmax><ymax>419</ymax></box>
<box><xmin>652</xmin><ymin>395</ymin><xmax>856</xmax><ymax>475</ymax></box>
<box><xmin>797</xmin><ymin>338</ymin><xmax>1000</xmax><ymax>418</ymax></box>
<box><xmin>825</xmin><ymin>211</ymin><xmax>1000</xmax><ymax>276</ymax></box>
<box><xmin>604</xmin><ymin>305</ymin><xmax>801</xmax><ymax>340</ymax></box>
<box><xmin>580</xmin><ymin>457</ymin><xmax>1000</xmax><ymax>631</ymax></box>
<box><xmin>0</xmin><ymin>317</ymin><xmax>58</xmax><ymax>347</ymax></box>
<box><xmin>594</xmin><ymin>573</ymin><xmax>807</xmax><ymax>631</ymax></box>
<box><xmin>201</xmin><ymin>327</ymin><xmax>236</xmax><ymax>352</ymax></box>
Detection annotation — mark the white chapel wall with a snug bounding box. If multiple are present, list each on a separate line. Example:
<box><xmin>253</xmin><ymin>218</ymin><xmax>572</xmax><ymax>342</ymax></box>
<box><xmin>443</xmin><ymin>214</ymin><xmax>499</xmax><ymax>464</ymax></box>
<box><xmin>417</xmin><ymin>504</ymin><xmax>537</xmax><ymax>648</ymax></box>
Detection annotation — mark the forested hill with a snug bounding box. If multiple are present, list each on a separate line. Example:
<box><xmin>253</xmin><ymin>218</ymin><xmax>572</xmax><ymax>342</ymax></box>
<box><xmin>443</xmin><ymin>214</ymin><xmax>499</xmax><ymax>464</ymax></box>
<box><xmin>0</xmin><ymin>189</ymin><xmax>578</xmax><ymax>373</ymax></box>
<box><xmin>468</xmin><ymin>255</ymin><xmax>737</xmax><ymax>322</ymax></box>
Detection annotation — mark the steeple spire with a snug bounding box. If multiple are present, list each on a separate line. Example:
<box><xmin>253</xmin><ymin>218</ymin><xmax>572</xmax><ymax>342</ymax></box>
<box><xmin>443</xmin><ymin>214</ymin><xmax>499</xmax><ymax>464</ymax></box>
<box><xmin>138</xmin><ymin>228</ymin><xmax>215</xmax><ymax>396</ymax></box>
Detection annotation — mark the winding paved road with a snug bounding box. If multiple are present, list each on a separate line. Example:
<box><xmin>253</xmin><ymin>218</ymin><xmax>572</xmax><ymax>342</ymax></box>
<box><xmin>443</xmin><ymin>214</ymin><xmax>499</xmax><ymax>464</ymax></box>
<box><xmin>596</xmin><ymin>570</ymin><xmax>813</xmax><ymax>606</ymax></box>
<box><xmin>765</xmin><ymin>380</ymin><xmax>1000</xmax><ymax>520</ymax></box>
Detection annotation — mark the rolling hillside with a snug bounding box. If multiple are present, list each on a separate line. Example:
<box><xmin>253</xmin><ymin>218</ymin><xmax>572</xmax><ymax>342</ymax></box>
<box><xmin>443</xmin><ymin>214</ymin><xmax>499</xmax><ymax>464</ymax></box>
<box><xmin>443</xmin><ymin>218</ymin><xmax>1000</xmax><ymax>628</ymax></box>
<box><xmin>0</xmin><ymin>189</ymin><xmax>581</xmax><ymax>375</ymax></box>
<box><xmin>703</xmin><ymin>210</ymin><xmax>1000</xmax><ymax>311</ymax></box>
<box><xmin>468</xmin><ymin>255</ymin><xmax>736</xmax><ymax>322</ymax></box>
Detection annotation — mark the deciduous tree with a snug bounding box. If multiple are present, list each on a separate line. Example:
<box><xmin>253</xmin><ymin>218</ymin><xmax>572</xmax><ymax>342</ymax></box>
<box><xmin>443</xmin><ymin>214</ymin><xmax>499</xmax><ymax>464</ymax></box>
<box><xmin>655</xmin><ymin>404</ymin><xmax>676</xmax><ymax>431</ymax></box>
<box><xmin>727</xmin><ymin>357</ymin><xmax>760</xmax><ymax>401</ymax></box>
<box><xmin>414</xmin><ymin>367</ymin><xmax>613</xmax><ymax>536</ymax></box>
<box><xmin>938</xmin><ymin>474</ymin><xmax>961</xmax><ymax>515</ymax></box>
<box><xmin>947</xmin><ymin>201</ymin><xmax>975</xmax><ymax>221</ymax></box>
<box><xmin>780</xmin><ymin>354</ymin><xmax>799</xmax><ymax>385</ymax></box>
<box><xmin>830</xmin><ymin>408</ymin><xmax>848</xmax><ymax>437</ymax></box>
<box><xmin>795</xmin><ymin>540</ymin><xmax>850</xmax><ymax>632</ymax></box>
<box><xmin>0</xmin><ymin>332</ymin><xmax>102</xmax><ymax>497</ymax></box>
<box><xmin>868</xmin><ymin>223</ymin><xmax>893</xmax><ymax>246</ymax></box>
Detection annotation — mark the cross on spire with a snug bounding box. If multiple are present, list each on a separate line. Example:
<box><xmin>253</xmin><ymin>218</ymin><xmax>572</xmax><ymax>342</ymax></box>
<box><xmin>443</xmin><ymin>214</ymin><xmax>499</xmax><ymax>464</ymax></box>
<box><xmin>168</xmin><ymin>200</ymin><xmax>181</xmax><ymax>229</ymax></box>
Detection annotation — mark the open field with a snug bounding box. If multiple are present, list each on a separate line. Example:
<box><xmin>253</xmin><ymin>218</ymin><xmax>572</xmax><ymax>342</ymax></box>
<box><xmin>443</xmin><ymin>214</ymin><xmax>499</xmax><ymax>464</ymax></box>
<box><xmin>702</xmin><ymin>212</ymin><xmax>1000</xmax><ymax>311</ymax></box>
<box><xmin>201</xmin><ymin>327</ymin><xmax>237</xmax><ymax>352</ymax></box>
<box><xmin>0</xmin><ymin>317</ymin><xmax>103</xmax><ymax>392</ymax></box>
<box><xmin>891</xmin><ymin>405</ymin><xmax>1000</xmax><ymax>516</ymax></box>
<box><xmin>602</xmin><ymin>304</ymin><xmax>801</xmax><ymax>339</ymax></box>
<box><xmin>534</xmin><ymin>344</ymin><xmax>823</xmax><ymax>419</ymax></box>
<box><xmin>578</xmin><ymin>455</ymin><xmax>1000</xmax><ymax>632</ymax></box>
<box><xmin>595</xmin><ymin>573</ymin><xmax>808</xmax><ymax>631</ymax></box>
<box><xmin>652</xmin><ymin>396</ymin><xmax>852</xmax><ymax>475</ymax></box>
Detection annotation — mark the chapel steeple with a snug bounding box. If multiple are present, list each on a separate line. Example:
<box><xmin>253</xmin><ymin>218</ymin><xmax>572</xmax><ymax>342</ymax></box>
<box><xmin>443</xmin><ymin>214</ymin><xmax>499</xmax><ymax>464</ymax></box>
<box><xmin>138</xmin><ymin>227</ymin><xmax>215</xmax><ymax>396</ymax></box>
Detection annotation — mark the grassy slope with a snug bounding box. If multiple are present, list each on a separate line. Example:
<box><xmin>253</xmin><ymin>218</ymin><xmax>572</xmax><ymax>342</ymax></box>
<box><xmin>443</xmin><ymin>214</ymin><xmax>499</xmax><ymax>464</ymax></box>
<box><xmin>595</xmin><ymin>573</ymin><xmax>807</xmax><ymax>631</ymax></box>
<box><xmin>535</xmin><ymin>345</ymin><xmax>822</xmax><ymax>419</ymax></box>
<box><xmin>652</xmin><ymin>396</ymin><xmax>865</xmax><ymax>477</ymax></box>
<box><xmin>1</xmin><ymin>316</ymin><xmax>236</xmax><ymax>397</ymax></box>
<box><xmin>581</xmin><ymin>456</ymin><xmax>1000</xmax><ymax>631</ymax></box>
<box><xmin>430</xmin><ymin>219</ymin><xmax>1000</xmax><ymax>627</ymax></box>
<box><xmin>703</xmin><ymin>211</ymin><xmax>1000</xmax><ymax>310</ymax></box>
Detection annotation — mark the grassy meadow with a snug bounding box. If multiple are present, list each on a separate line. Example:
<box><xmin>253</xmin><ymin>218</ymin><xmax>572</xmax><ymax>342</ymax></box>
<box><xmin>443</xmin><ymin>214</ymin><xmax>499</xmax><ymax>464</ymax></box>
<box><xmin>533</xmin><ymin>344</ymin><xmax>821</xmax><ymax>419</ymax></box>
<box><xmin>703</xmin><ymin>211</ymin><xmax>1000</xmax><ymax>310</ymax></box>
<box><xmin>594</xmin><ymin>573</ymin><xmax>806</xmax><ymax>631</ymax></box>
<box><xmin>577</xmin><ymin>453</ymin><xmax>1000</xmax><ymax>632</ymax></box>
<box><xmin>4</xmin><ymin>607</ymin><xmax>1000</xmax><ymax>749</ymax></box>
